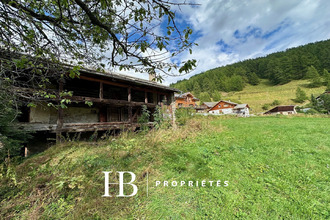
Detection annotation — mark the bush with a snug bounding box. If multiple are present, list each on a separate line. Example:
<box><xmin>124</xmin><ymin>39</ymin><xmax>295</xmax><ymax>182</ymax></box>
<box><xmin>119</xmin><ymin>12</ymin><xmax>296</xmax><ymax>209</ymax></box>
<box><xmin>262</xmin><ymin>104</ymin><xmax>270</xmax><ymax>111</ymax></box>
<box><xmin>294</xmin><ymin>87</ymin><xmax>308</xmax><ymax>103</ymax></box>
<box><xmin>0</xmin><ymin>89</ymin><xmax>31</xmax><ymax>162</ymax></box>
<box><xmin>272</xmin><ymin>100</ymin><xmax>281</xmax><ymax>106</ymax></box>
<box><xmin>137</xmin><ymin>105</ymin><xmax>150</xmax><ymax>131</ymax></box>
<box><xmin>175</xmin><ymin>108</ymin><xmax>195</xmax><ymax>126</ymax></box>
<box><xmin>305</xmin><ymin>108</ymin><xmax>319</xmax><ymax>115</ymax></box>
<box><xmin>152</xmin><ymin>105</ymin><xmax>171</xmax><ymax>129</ymax></box>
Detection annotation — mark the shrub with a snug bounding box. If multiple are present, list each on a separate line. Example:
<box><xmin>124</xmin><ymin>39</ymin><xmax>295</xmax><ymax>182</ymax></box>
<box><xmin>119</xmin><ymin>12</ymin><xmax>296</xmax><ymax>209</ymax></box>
<box><xmin>175</xmin><ymin>107</ymin><xmax>195</xmax><ymax>126</ymax></box>
<box><xmin>0</xmin><ymin>89</ymin><xmax>31</xmax><ymax>162</ymax></box>
<box><xmin>272</xmin><ymin>100</ymin><xmax>281</xmax><ymax>106</ymax></box>
<box><xmin>294</xmin><ymin>87</ymin><xmax>308</xmax><ymax>103</ymax></box>
<box><xmin>152</xmin><ymin>105</ymin><xmax>171</xmax><ymax>129</ymax></box>
<box><xmin>305</xmin><ymin>108</ymin><xmax>319</xmax><ymax>115</ymax></box>
<box><xmin>153</xmin><ymin>105</ymin><xmax>163</xmax><ymax>129</ymax></box>
<box><xmin>138</xmin><ymin>105</ymin><xmax>150</xmax><ymax>131</ymax></box>
<box><xmin>262</xmin><ymin>104</ymin><xmax>270</xmax><ymax>111</ymax></box>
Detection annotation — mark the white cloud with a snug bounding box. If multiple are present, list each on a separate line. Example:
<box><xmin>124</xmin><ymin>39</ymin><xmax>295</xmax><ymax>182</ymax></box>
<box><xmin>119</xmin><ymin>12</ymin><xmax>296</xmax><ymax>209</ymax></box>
<box><xmin>161</xmin><ymin>0</ymin><xmax>330</xmax><ymax>85</ymax></box>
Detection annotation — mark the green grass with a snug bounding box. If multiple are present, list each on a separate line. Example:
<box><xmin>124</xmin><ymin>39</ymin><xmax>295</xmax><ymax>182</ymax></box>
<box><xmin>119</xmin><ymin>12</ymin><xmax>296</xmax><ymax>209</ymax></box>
<box><xmin>221</xmin><ymin>79</ymin><xmax>326</xmax><ymax>113</ymax></box>
<box><xmin>1</xmin><ymin>116</ymin><xmax>329</xmax><ymax>219</ymax></box>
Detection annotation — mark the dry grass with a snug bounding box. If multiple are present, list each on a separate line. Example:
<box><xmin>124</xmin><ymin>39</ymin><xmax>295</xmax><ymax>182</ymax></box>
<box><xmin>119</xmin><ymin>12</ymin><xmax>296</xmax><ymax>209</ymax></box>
<box><xmin>221</xmin><ymin>79</ymin><xmax>326</xmax><ymax>113</ymax></box>
<box><xmin>2</xmin><ymin>116</ymin><xmax>329</xmax><ymax>219</ymax></box>
<box><xmin>143</xmin><ymin>117</ymin><xmax>223</xmax><ymax>147</ymax></box>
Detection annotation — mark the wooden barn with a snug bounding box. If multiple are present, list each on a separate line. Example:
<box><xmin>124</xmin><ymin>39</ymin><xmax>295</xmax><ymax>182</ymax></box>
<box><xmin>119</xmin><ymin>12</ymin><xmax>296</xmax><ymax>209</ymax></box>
<box><xmin>174</xmin><ymin>92</ymin><xmax>199</xmax><ymax>108</ymax></box>
<box><xmin>264</xmin><ymin>106</ymin><xmax>296</xmax><ymax>115</ymax></box>
<box><xmin>17</xmin><ymin>69</ymin><xmax>179</xmax><ymax>134</ymax></box>
<box><xmin>0</xmin><ymin>48</ymin><xmax>179</xmax><ymax>155</ymax></box>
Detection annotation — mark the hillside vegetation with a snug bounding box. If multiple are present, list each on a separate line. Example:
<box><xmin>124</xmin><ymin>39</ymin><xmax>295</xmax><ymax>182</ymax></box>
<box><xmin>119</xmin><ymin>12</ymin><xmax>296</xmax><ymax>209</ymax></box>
<box><xmin>221</xmin><ymin>79</ymin><xmax>326</xmax><ymax>113</ymax></box>
<box><xmin>1</xmin><ymin>116</ymin><xmax>329</xmax><ymax>219</ymax></box>
<box><xmin>171</xmin><ymin>39</ymin><xmax>330</xmax><ymax>100</ymax></box>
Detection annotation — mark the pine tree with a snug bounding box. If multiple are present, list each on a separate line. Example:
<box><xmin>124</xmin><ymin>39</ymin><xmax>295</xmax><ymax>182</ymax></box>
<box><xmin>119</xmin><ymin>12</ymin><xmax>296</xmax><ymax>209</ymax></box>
<box><xmin>294</xmin><ymin>87</ymin><xmax>308</xmax><ymax>103</ymax></box>
<box><xmin>320</xmin><ymin>94</ymin><xmax>330</xmax><ymax>113</ymax></box>
<box><xmin>307</xmin><ymin>66</ymin><xmax>322</xmax><ymax>87</ymax></box>
<box><xmin>323</xmin><ymin>69</ymin><xmax>330</xmax><ymax>91</ymax></box>
<box><xmin>211</xmin><ymin>91</ymin><xmax>222</xmax><ymax>101</ymax></box>
<box><xmin>192</xmin><ymin>81</ymin><xmax>201</xmax><ymax>96</ymax></box>
<box><xmin>199</xmin><ymin>92</ymin><xmax>211</xmax><ymax>103</ymax></box>
<box><xmin>306</xmin><ymin>65</ymin><xmax>318</xmax><ymax>79</ymax></box>
<box><xmin>248</xmin><ymin>72</ymin><xmax>260</xmax><ymax>85</ymax></box>
<box><xmin>229</xmin><ymin>75</ymin><xmax>244</xmax><ymax>91</ymax></box>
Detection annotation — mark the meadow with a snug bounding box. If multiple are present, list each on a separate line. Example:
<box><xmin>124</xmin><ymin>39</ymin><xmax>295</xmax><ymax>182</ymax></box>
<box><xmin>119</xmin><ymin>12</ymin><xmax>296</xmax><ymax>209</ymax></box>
<box><xmin>221</xmin><ymin>79</ymin><xmax>326</xmax><ymax>113</ymax></box>
<box><xmin>1</xmin><ymin>116</ymin><xmax>329</xmax><ymax>219</ymax></box>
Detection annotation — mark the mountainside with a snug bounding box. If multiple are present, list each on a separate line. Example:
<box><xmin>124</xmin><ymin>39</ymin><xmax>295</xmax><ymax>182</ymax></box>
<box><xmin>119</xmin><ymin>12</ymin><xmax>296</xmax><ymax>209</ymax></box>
<box><xmin>221</xmin><ymin>79</ymin><xmax>326</xmax><ymax>113</ymax></box>
<box><xmin>171</xmin><ymin>39</ymin><xmax>330</xmax><ymax>100</ymax></box>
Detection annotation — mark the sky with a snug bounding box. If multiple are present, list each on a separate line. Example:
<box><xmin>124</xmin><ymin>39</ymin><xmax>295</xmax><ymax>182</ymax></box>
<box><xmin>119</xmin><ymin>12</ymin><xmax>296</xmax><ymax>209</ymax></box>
<box><xmin>118</xmin><ymin>0</ymin><xmax>330</xmax><ymax>85</ymax></box>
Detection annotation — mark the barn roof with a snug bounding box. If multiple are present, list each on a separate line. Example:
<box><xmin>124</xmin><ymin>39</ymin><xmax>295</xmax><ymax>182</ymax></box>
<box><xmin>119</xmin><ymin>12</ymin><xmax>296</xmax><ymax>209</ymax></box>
<box><xmin>202</xmin><ymin>102</ymin><xmax>218</xmax><ymax>108</ymax></box>
<box><xmin>0</xmin><ymin>48</ymin><xmax>179</xmax><ymax>93</ymax></box>
<box><xmin>233</xmin><ymin>104</ymin><xmax>249</xmax><ymax>109</ymax></box>
<box><xmin>219</xmin><ymin>100</ymin><xmax>238</xmax><ymax>105</ymax></box>
<box><xmin>79</xmin><ymin>67</ymin><xmax>180</xmax><ymax>92</ymax></box>
<box><xmin>174</xmin><ymin>92</ymin><xmax>199</xmax><ymax>100</ymax></box>
<box><xmin>264</xmin><ymin>105</ymin><xmax>295</xmax><ymax>114</ymax></box>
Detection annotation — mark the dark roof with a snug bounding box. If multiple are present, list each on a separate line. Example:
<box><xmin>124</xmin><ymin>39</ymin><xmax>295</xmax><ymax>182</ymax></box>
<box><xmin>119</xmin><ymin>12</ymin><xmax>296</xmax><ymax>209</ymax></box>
<box><xmin>0</xmin><ymin>48</ymin><xmax>179</xmax><ymax>93</ymax></box>
<box><xmin>202</xmin><ymin>102</ymin><xmax>218</xmax><ymax>108</ymax></box>
<box><xmin>264</xmin><ymin>105</ymin><xmax>295</xmax><ymax>114</ymax></box>
<box><xmin>316</xmin><ymin>91</ymin><xmax>330</xmax><ymax>99</ymax></box>
<box><xmin>218</xmin><ymin>100</ymin><xmax>238</xmax><ymax>105</ymax></box>
<box><xmin>233</xmin><ymin>104</ymin><xmax>249</xmax><ymax>109</ymax></box>
<box><xmin>79</xmin><ymin>68</ymin><xmax>179</xmax><ymax>92</ymax></box>
<box><xmin>175</xmin><ymin>92</ymin><xmax>199</xmax><ymax>100</ymax></box>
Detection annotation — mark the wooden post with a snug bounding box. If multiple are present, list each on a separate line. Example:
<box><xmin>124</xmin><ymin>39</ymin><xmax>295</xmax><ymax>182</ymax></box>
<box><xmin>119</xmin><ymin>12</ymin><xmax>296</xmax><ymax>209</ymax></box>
<box><xmin>128</xmin><ymin>87</ymin><xmax>131</xmax><ymax>102</ymax></box>
<box><xmin>171</xmin><ymin>99</ymin><xmax>177</xmax><ymax>129</ymax></box>
<box><xmin>128</xmin><ymin>87</ymin><xmax>132</xmax><ymax>124</ymax></box>
<box><xmin>163</xmin><ymin>95</ymin><xmax>168</xmax><ymax>106</ymax></box>
<box><xmin>24</xmin><ymin>146</ymin><xmax>28</xmax><ymax>157</ymax></box>
<box><xmin>56</xmin><ymin>80</ymin><xmax>64</xmax><ymax>143</ymax></box>
<box><xmin>128</xmin><ymin>106</ymin><xmax>133</xmax><ymax>124</ymax></box>
<box><xmin>145</xmin><ymin>91</ymin><xmax>148</xmax><ymax>104</ymax></box>
<box><xmin>99</xmin><ymin>82</ymin><xmax>103</xmax><ymax>99</ymax></box>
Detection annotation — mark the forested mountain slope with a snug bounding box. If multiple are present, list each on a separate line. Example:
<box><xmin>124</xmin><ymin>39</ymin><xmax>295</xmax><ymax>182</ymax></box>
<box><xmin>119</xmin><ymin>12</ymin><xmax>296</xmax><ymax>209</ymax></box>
<box><xmin>171</xmin><ymin>39</ymin><xmax>330</xmax><ymax>100</ymax></box>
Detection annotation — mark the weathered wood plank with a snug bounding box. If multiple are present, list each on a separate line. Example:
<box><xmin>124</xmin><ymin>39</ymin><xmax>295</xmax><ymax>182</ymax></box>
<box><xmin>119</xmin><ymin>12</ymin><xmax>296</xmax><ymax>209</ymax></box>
<box><xmin>69</xmin><ymin>96</ymin><xmax>156</xmax><ymax>107</ymax></box>
<box><xmin>56</xmin><ymin>80</ymin><xmax>64</xmax><ymax>142</ymax></box>
<box><xmin>99</xmin><ymin>82</ymin><xmax>104</xmax><ymax>99</ymax></box>
<box><xmin>17</xmin><ymin>122</ymin><xmax>154</xmax><ymax>132</ymax></box>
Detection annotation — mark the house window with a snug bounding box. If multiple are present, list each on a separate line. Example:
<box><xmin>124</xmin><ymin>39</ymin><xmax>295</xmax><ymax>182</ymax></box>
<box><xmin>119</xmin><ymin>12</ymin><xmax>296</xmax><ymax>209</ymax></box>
<box><xmin>224</xmin><ymin>104</ymin><xmax>229</xmax><ymax>107</ymax></box>
<box><xmin>178</xmin><ymin>103</ymin><xmax>183</xmax><ymax>108</ymax></box>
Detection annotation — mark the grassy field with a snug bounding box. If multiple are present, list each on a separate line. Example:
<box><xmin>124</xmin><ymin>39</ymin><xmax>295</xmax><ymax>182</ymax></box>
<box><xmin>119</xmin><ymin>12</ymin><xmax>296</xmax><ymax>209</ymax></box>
<box><xmin>1</xmin><ymin>116</ymin><xmax>329</xmax><ymax>219</ymax></box>
<box><xmin>221</xmin><ymin>79</ymin><xmax>326</xmax><ymax>113</ymax></box>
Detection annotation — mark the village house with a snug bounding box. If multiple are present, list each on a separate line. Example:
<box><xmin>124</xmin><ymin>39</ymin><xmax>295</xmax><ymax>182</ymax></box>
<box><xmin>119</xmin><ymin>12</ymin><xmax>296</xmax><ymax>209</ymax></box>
<box><xmin>174</xmin><ymin>92</ymin><xmax>199</xmax><ymax>108</ymax></box>
<box><xmin>207</xmin><ymin>100</ymin><xmax>250</xmax><ymax>116</ymax></box>
<box><xmin>196</xmin><ymin>102</ymin><xmax>218</xmax><ymax>113</ymax></box>
<box><xmin>316</xmin><ymin>91</ymin><xmax>330</xmax><ymax>102</ymax></box>
<box><xmin>233</xmin><ymin>104</ymin><xmax>250</xmax><ymax>116</ymax></box>
<box><xmin>264</xmin><ymin>105</ymin><xmax>296</xmax><ymax>115</ymax></box>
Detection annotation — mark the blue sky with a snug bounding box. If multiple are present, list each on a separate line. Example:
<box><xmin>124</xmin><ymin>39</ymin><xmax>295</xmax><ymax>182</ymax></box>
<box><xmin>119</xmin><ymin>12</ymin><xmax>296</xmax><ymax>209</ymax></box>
<box><xmin>120</xmin><ymin>0</ymin><xmax>330</xmax><ymax>85</ymax></box>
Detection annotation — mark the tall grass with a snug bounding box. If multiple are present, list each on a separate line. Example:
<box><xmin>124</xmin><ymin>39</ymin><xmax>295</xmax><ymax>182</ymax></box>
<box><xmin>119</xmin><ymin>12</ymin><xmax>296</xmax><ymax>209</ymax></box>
<box><xmin>0</xmin><ymin>116</ymin><xmax>329</xmax><ymax>219</ymax></box>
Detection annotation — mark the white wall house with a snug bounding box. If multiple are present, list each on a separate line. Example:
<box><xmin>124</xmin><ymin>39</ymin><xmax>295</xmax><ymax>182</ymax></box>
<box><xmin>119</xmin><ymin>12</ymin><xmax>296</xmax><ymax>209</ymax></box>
<box><xmin>207</xmin><ymin>100</ymin><xmax>250</xmax><ymax>116</ymax></box>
